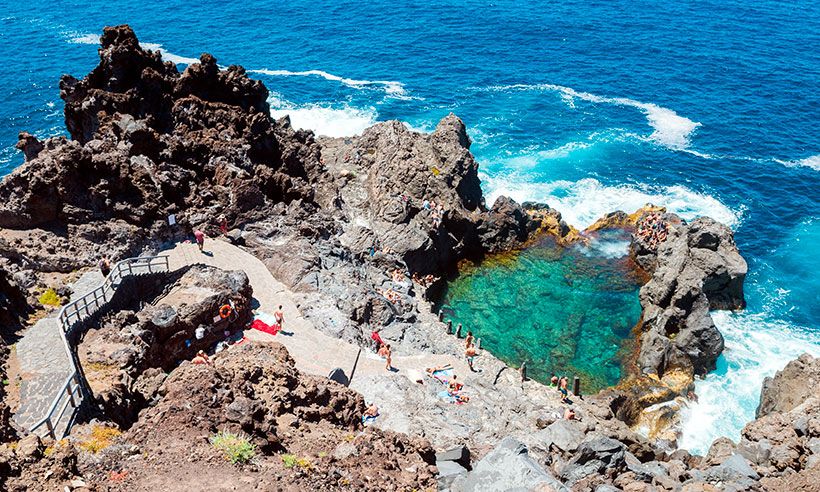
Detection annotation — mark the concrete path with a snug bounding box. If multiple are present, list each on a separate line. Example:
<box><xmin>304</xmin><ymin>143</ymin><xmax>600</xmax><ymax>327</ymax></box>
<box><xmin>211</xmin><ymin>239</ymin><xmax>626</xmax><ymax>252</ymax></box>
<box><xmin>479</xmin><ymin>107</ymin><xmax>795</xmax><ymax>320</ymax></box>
<box><xmin>162</xmin><ymin>238</ymin><xmax>468</xmax><ymax>382</ymax></box>
<box><xmin>12</xmin><ymin>271</ymin><xmax>103</xmax><ymax>432</ymax></box>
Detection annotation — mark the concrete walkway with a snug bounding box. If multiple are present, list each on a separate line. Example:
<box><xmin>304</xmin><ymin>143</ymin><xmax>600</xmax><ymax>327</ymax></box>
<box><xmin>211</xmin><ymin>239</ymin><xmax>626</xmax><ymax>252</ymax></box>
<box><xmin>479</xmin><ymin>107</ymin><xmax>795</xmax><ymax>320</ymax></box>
<box><xmin>162</xmin><ymin>238</ymin><xmax>468</xmax><ymax>382</ymax></box>
<box><xmin>12</xmin><ymin>271</ymin><xmax>103</xmax><ymax>432</ymax></box>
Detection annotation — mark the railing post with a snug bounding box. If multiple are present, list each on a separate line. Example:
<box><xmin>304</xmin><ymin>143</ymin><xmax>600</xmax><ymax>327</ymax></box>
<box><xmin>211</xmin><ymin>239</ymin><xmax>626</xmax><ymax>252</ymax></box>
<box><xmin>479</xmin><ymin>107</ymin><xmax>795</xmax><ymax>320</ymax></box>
<box><xmin>456</xmin><ymin>323</ymin><xmax>462</xmax><ymax>338</ymax></box>
<box><xmin>66</xmin><ymin>380</ymin><xmax>76</xmax><ymax>407</ymax></box>
<box><xmin>519</xmin><ymin>361</ymin><xmax>527</xmax><ymax>382</ymax></box>
<box><xmin>446</xmin><ymin>320</ymin><xmax>453</xmax><ymax>334</ymax></box>
<box><xmin>573</xmin><ymin>376</ymin><xmax>581</xmax><ymax>396</ymax></box>
<box><xmin>438</xmin><ymin>310</ymin><xmax>444</xmax><ymax>321</ymax></box>
<box><xmin>46</xmin><ymin>418</ymin><xmax>55</xmax><ymax>439</ymax></box>
<box><xmin>476</xmin><ymin>338</ymin><xmax>481</xmax><ymax>349</ymax></box>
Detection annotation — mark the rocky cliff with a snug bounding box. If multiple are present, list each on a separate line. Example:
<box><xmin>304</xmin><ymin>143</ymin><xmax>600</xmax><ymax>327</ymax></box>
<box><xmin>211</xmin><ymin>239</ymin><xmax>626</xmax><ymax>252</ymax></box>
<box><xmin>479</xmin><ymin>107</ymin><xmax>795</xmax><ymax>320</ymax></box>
<box><xmin>0</xmin><ymin>24</ymin><xmax>775</xmax><ymax>492</ymax></box>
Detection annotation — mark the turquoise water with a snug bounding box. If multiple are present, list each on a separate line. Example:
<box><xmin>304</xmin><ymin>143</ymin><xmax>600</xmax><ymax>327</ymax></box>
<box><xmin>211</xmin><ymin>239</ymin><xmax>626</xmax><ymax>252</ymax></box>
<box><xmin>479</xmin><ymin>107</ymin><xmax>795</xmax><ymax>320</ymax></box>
<box><xmin>437</xmin><ymin>231</ymin><xmax>642</xmax><ymax>391</ymax></box>
<box><xmin>0</xmin><ymin>0</ymin><xmax>817</xmax><ymax>452</ymax></box>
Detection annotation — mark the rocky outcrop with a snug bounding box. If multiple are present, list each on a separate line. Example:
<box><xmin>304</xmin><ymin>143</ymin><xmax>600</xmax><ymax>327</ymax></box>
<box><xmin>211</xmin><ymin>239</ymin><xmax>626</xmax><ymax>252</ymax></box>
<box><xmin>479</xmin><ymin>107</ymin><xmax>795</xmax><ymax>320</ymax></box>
<box><xmin>75</xmin><ymin>342</ymin><xmax>436</xmax><ymax>491</ymax></box>
<box><xmin>757</xmin><ymin>353</ymin><xmax>820</xmax><ymax>418</ymax></box>
<box><xmin>636</xmin><ymin>216</ymin><xmax>746</xmax><ymax>378</ymax></box>
<box><xmin>78</xmin><ymin>265</ymin><xmax>252</xmax><ymax>426</ymax></box>
<box><xmin>0</xmin><ymin>24</ymin><xmax>320</xmax><ymax>270</ymax></box>
<box><xmin>0</xmin><ymin>268</ymin><xmax>30</xmax><ymax>441</ymax></box>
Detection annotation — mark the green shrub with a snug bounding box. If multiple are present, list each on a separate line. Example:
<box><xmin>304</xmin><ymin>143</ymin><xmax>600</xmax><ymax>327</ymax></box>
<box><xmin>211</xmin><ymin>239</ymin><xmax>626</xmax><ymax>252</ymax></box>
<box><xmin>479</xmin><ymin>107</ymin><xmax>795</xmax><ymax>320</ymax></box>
<box><xmin>281</xmin><ymin>453</ymin><xmax>312</xmax><ymax>470</ymax></box>
<box><xmin>210</xmin><ymin>431</ymin><xmax>255</xmax><ymax>464</ymax></box>
<box><xmin>38</xmin><ymin>288</ymin><xmax>62</xmax><ymax>307</ymax></box>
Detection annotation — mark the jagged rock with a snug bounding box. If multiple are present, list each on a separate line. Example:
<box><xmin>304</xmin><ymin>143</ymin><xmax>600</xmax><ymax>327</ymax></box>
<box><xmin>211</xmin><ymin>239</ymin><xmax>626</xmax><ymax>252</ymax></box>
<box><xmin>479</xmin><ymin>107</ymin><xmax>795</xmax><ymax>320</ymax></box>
<box><xmin>561</xmin><ymin>436</ymin><xmax>627</xmax><ymax>483</ymax></box>
<box><xmin>14</xmin><ymin>435</ymin><xmax>42</xmax><ymax>462</ymax></box>
<box><xmin>636</xmin><ymin>217</ymin><xmax>746</xmax><ymax>378</ymax></box>
<box><xmin>757</xmin><ymin>353</ymin><xmax>820</xmax><ymax>418</ymax></box>
<box><xmin>460</xmin><ymin>437</ymin><xmax>568</xmax><ymax>491</ymax></box>
<box><xmin>537</xmin><ymin>419</ymin><xmax>586</xmax><ymax>453</ymax></box>
<box><xmin>705</xmin><ymin>436</ymin><xmax>737</xmax><ymax>466</ymax></box>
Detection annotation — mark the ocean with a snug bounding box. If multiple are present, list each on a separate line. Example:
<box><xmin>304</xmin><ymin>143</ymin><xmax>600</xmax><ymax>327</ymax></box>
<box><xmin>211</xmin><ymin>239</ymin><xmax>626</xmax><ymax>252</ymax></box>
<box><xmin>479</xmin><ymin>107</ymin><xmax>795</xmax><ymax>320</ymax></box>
<box><xmin>1</xmin><ymin>1</ymin><xmax>818</xmax><ymax>454</ymax></box>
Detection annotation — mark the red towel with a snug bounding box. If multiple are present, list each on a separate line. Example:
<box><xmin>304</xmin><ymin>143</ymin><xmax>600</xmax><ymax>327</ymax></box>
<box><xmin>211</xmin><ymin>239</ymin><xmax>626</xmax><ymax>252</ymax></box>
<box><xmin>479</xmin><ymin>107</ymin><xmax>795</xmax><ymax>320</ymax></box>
<box><xmin>251</xmin><ymin>318</ymin><xmax>280</xmax><ymax>336</ymax></box>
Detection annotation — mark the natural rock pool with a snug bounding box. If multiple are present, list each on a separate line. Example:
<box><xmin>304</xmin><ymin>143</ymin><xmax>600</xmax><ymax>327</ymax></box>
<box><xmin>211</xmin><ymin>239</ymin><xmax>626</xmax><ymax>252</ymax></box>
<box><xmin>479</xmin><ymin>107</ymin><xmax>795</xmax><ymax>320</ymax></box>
<box><xmin>437</xmin><ymin>231</ymin><xmax>644</xmax><ymax>392</ymax></box>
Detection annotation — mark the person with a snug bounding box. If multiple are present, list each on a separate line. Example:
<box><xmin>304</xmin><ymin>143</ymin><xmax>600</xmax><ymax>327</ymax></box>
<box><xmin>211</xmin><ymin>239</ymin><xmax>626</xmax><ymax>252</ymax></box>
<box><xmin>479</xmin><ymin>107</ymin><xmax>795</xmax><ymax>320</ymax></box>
<box><xmin>274</xmin><ymin>305</ymin><xmax>285</xmax><ymax>330</ymax></box>
<box><xmin>422</xmin><ymin>199</ymin><xmax>430</xmax><ymax>210</ymax></box>
<box><xmin>550</xmin><ymin>374</ymin><xmax>559</xmax><ymax>388</ymax></box>
<box><xmin>448</xmin><ymin>374</ymin><xmax>463</xmax><ymax>394</ymax></box>
<box><xmin>564</xmin><ymin>407</ymin><xmax>576</xmax><ymax>420</ymax></box>
<box><xmin>559</xmin><ymin>376</ymin><xmax>570</xmax><ymax>403</ymax></box>
<box><xmin>465</xmin><ymin>346</ymin><xmax>478</xmax><ymax>371</ymax></box>
<box><xmin>193</xmin><ymin>229</ymin><xmax>205</xmax><ymax>252</ymax></box>
<box><xmin>371</xmin><ymin>328</ymin><xmax>385</xmax><ymax>351</ymax></box>
<box><xmin>98</xmin><ymin>257</ymin><xmax>111</xmax><ymax>277</ymax></box>
<box><xmin>381</xmin><ymin>344</ymin><xmax>393</xmax><ymax>371</ymax></box>
<box><xmin>465</xmin><ymin>331</ymin><xmax>474</xmax><ymax>349</ymax></box>
<box><xmin>218</xmin><ymin>215</ymin><xmax>228</xmax><ymax>235</ymax></box>
<box><xmin>362</xmin><ymin>404</ymin><xmax>379</xmax><ymax>422</ymax></box>
<box><xmin>425</xmin><ymin>364</ymin><xmax>452</xmax><ymax>374</ymax></box>
<box><xmin>192</xmin><ymin>350</ymin><xmax>211</xmax><ymax>365</ymax></box>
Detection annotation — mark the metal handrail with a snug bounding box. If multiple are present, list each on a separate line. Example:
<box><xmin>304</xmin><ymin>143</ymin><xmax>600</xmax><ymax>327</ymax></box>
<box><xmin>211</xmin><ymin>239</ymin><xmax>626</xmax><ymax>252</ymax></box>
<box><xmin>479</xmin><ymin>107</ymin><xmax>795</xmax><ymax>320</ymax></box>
<box><xmin>28</xmin><ymin>255</ymin><xmax>170</xmax><ymax>439</ymax></box>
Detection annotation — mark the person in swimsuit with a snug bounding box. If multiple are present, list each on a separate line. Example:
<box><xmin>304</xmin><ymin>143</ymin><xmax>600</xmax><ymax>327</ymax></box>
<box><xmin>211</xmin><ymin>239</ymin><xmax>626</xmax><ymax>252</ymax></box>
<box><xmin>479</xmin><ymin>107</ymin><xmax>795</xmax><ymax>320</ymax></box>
<box><xmin>559</xmin><ymin>376</ymin><xmax>570</xmax><ymax>403</ymax></box>
<box><xmin>274</xmin><ymin>305</ymin><xmax>285</xmax><ymax>330</ymax></box>
<box><xmin>193</xmin><ymin>229</ymin><xmax>205</xmax><ymax>251</ymax></box>
<box><xmin>465</xmin><ymin>346</ymin><xmax>478</xmax><ymax>371</ymax></box>
<box><xmin>465</xmin><ymin>331</ymin><xmax>474</xmax><ymax>349</ymax></box>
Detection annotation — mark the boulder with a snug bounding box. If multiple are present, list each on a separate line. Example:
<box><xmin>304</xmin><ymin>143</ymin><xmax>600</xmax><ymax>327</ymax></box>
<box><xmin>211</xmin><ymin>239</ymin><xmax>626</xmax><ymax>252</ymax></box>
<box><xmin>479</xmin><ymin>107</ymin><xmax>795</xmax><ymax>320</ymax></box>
<box><xmin>537</xmin><ymin>419</ymin><xmax>586</xmax><ymax>453</ymax></box>
<box><xmin>460</xmin><ymin>437</ymin><xmax>568</xmax><ymax>491</ymax></box>
<box><xmin>757</xmin><ymin>353</ymin><xmax>820</xmax><ymax>418</ymax></box>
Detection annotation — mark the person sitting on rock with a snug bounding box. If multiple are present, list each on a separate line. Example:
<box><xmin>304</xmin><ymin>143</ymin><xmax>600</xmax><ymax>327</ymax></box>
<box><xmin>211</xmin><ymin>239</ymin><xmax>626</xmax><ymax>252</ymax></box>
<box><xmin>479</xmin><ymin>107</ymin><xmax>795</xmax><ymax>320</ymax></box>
<box><xmin>448</xmin><ymin>374</ymin><xmax>463</xmax><ymax>394</ymax></box>
<box><xmin>564</xmin><ymin>407</ymin><xmax>576</xmax><ymax>420</ymax></box>
<box><xmin>192</xmin><ymin>350</ymin><xmax>211</xmax><ymax>365</ymax></box>
<box><xmin>550</xmin><ymin>374</ymin><xmax>559</xmax><ymax>388</ymax></box>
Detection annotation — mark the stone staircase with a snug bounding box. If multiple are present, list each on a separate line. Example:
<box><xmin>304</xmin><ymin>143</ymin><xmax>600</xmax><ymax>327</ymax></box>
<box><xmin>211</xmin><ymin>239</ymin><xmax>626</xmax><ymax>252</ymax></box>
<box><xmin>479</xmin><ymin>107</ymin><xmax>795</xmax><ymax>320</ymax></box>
<box><xmin>12</xmin><ymin>271</ymin><xmax>102</xmax><ymax>435</ymax></box>
<box><xmin>12</xmin><ymin>257</ymin><xmax>169</xmax><ymax>439</ymax></box>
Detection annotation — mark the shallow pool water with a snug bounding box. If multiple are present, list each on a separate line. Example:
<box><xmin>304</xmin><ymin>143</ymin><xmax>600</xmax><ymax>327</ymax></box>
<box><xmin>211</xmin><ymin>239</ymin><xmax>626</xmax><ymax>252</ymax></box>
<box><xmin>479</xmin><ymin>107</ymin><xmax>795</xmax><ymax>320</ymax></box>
<box><xmin>437</xmin><ymin>231</ymin><xmax>643</xmax><ymax>391</ymax></box>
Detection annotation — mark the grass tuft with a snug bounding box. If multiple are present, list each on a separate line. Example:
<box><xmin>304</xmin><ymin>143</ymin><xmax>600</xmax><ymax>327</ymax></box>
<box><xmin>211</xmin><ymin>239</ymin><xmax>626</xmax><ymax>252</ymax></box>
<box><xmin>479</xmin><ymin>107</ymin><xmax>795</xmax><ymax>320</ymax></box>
<box><xmin>281</xmin><ymin>453</ymin><xmax>312</xmax><ymax>470</ymax></box>
<box><xmin>79</xmin><ymin>425</ymin><xmax>122</xmax><ymax>453</ymax></box>
<box><xmin>38</xmin><ymin>288</ymin><xmax>62</xmax><ymax>307</ymax></box>
<box><xmin>210</xmin><ymin>430</ymin><xmax>256</xmax><ymax>464</ymax></box>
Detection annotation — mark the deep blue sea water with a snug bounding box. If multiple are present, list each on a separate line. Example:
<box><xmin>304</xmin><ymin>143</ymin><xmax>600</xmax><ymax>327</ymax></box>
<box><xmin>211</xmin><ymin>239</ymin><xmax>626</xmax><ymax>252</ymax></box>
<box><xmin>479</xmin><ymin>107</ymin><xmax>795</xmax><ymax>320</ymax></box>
<box><xmin>1</xmin><ymin>1</ymin><xmax>818</xmax><ymax>454</ymax></box>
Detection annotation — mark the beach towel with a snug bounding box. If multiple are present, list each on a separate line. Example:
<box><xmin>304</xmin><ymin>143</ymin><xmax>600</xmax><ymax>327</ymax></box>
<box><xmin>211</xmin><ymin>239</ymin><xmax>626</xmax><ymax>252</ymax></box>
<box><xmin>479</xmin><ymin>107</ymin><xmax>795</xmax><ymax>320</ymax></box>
<box><xmin>430</xmin><ymin>368</ymin><xmax>454</xmax><ymax>384</ymax></box>
<box><xmin>251</xmin><ymin>313</ymin><xmax>281</xmax><ymax>336</ymax></box>
<box><xmin>362</xmin><ymin>413</ymin><xmax>379</xmax><ymax>424</ymax></box>
<box><xmin>437</xmin><ymin>390</ymin><xmax>467</xmax><ymax>405</ymax></box>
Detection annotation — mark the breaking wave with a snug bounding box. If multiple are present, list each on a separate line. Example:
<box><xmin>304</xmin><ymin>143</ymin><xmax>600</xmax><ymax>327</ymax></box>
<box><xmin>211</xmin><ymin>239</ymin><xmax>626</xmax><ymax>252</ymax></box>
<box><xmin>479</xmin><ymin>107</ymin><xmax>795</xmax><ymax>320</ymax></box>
<box><xmin>481</xmin><ymin>175</ymin><xmax>740</xmax><ymax>229</ymax></box>
<box><xmin>251</xmin><ymin>68</ymin><xmax>410</xmax><ymax>99</ymax></box>
<box><xmin>479</xmin><ymin>83</ymin><xmax>701</xmax><ymax>151</ymax></box>
<box><xmin>268</xmin><ymin>93</ymin><xmax>377</xmax><ymax>138</ymax></box>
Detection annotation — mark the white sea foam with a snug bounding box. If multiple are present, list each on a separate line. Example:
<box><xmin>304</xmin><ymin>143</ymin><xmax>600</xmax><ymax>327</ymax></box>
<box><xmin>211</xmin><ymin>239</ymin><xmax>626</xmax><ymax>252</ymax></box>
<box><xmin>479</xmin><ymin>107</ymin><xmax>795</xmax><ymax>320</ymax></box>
<box><xmin>68</xmin><ymin>33</ymin><xmax>100</xmax><ymax>45</ymax></box>
<box><xmin>775</xmin><ymin>154</ymin><xmax>820</xmax><ymax>172</ymax></box>
<box><xmin>138</xmin><ymin>42</ymin><xmax>201</xmax><ymax>65</ymax></box>
<box><xmin>268</xmin><ymin>93</ymin><xmax>377</xmax><ymax>138</ymax></box>
<box><xmin>678</xmin><ymin>311</ymin><xmax>820</xmax><ymax>455</ymax></box>
<box><xmin>480</xmin><ymin>83</ymin><xmax>701</xmax><ymax>151</ymax></box>
<box><xmin>481</xmin><ymin>175</ymin><xmax>740</xmax><ymax>229</ymax></box>
<box><xmin>576</xmin><ymin>238</ymin><xmax>631</xmax><ymax>259</ymax></box>
<box><xmin>251</xmin><ymin>68</ymin><xmax>410</xmax><ymax>99</ymax></box>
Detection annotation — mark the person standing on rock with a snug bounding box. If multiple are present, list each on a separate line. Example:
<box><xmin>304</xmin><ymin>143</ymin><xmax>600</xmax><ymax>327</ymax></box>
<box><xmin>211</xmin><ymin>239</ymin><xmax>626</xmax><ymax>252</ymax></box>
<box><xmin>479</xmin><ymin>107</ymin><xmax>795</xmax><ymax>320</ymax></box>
<box><xmin>559</xmin><ymin>376</ymin><xmax>570</xmax><ymax>404</ymax></box>
<box><xmin>275</xmin><ymin>305</ymin><xmax>285</xmax><ymax>331</ymax></box>
<box><xmin>465</xmin><ymin>331</ymin><xmax>474</xmax><ymax>349</ymax></box>
<box><xmin>98</xmin><ymin>257</ymin><xmax>111</xmax><ymax>277</ymax></box>
<box><xmin>379</xmin><ymin>344</ymin><xmax>393</xmax><ymax>371</ymax></box>
<box><xmin>194</xmin><ymin>229</ymin><xmax>205</xmax><ymax>252</ymax></box>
